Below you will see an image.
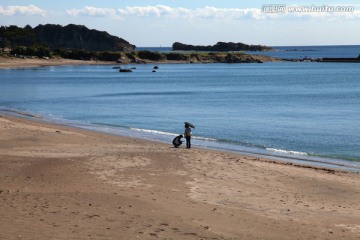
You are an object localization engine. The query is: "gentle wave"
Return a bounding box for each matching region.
[266,148,307,156]
[127,129,313,159]
[192,136,217,141]
[130,127,177,136]
[130,127,217,141]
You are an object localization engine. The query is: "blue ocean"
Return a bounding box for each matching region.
[138,45,360,59]
[1,45,360,172]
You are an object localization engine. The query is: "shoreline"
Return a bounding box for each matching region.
[3,108,359,173]
[2,109,348,174]
[1,112,359,239]
[1,55,359,71]
[0,53,280,69]
[44,114,360,174]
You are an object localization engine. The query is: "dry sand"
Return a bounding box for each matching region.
[0,114,359,240]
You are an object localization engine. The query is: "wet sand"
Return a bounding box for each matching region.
[0,114,359,239]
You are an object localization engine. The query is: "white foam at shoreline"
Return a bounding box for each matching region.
[266,147,307,156]
[130,127,176,136]
[130,127,217,141]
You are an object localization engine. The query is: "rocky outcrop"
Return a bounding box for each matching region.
[172,42,272,52]
[115,51,279,64]
[184,52,277,63]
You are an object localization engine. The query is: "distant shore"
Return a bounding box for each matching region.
[0,52,280,69]
[2,55,359,70]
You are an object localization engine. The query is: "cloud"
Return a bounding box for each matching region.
[67,6,116,18]
[192,6,265,20]
[118,5,190,18]
[66,5,360,21]
[67,5,267,20]
[0,4,46,16]
[116,5,264,20]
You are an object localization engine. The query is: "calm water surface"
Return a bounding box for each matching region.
[1,61,360,172]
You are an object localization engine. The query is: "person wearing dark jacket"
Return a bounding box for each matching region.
[184,123,192,149]
[172,134,183,148]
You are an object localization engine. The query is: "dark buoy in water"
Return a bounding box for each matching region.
[119,69,132,72]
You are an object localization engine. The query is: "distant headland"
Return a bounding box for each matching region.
[2,24,359,65]
[0,24,135,52]
[172,42,273,52]
[0,24,279,64]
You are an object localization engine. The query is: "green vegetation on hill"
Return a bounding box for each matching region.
[53,49,121,61]
[0,24,135,52]
[137,51,164,61]
[34,24,134,51]
[0,25,36,49]
[0,24,278,63]
[11,45,51,58]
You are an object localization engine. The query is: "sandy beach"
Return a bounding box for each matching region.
[0,56,187,69]
[0,113,359,240]
[0,56,115,69]
[0,53,279,69]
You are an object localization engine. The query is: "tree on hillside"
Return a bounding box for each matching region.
[0,25,36,50]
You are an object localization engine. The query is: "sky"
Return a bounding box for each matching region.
[1,0,359,47]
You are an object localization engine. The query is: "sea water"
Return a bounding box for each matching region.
[138,45,360,59]
[249,45,360,59]
[1,49,360,172]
